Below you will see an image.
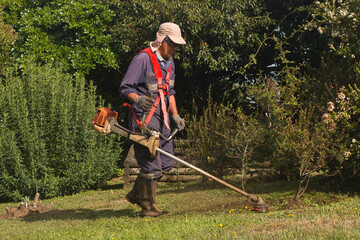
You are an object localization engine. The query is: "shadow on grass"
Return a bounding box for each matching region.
[22,208,138,222]
[100,183,124,190]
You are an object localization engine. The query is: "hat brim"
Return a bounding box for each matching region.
[150,41,161,52]
[168,36,186,45]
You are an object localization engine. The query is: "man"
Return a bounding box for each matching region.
[119,22,186,217]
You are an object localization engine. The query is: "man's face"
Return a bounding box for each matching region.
[159,37,179,59]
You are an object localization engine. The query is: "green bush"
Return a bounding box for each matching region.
[274,108,336,199]
[186,95,264,185]
[0,61,122,201]
[187,101,236,179]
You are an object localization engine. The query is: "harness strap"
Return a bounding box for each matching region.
[142,48,171,129]
[142,94,160,125]
[122,102,143,127]
[123,48,171,130]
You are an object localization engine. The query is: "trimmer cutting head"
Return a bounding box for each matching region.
[252,197,269,213]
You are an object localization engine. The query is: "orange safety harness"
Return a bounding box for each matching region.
[123,47,171,129]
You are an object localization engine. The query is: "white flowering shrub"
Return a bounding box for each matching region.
[322,84,360,178]
[307,0,360,74]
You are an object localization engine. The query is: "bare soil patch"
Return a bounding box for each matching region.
[0,193,53,219]
[281,199,309,210]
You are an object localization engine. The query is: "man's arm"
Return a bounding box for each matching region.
[169,95,178,116]
[127,92,140,104]
[119,53,148,101]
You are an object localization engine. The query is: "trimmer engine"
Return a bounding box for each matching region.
[92,107,118,134]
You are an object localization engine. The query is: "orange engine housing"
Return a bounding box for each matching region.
[92,107,118,127]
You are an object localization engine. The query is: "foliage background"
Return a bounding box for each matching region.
[0,6,17,75]
[0,0,359,200]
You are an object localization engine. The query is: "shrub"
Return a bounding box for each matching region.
[186,100,235,179]
[218,108,264,190]
[274,108,336,200]
[323,85,360,181]
[186,94,264,186]
[0,61,122,201]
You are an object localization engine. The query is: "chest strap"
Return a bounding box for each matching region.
[123,47,171,129]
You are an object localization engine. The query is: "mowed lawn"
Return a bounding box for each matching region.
[0,177,359,240]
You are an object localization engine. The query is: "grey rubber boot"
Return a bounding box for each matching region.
[148,179,170,215]
[125,176,145,210]
[137,179,162,217]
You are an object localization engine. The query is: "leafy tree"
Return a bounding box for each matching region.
[2,0,117,75]
[298,0,360,186]
[0,6,18,75]
[2,0,273,109]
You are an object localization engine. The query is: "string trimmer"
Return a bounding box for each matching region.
[92,107,269,212]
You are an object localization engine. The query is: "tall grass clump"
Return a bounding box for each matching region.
[0,61,122,201]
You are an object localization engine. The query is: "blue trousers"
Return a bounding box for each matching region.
[129,113,175,179]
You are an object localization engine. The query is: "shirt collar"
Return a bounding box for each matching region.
[155,51,170,69]
[155,50,165,62]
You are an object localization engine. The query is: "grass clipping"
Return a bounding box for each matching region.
[0,193,53,219]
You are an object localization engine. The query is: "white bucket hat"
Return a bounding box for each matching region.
[150,22,186,52]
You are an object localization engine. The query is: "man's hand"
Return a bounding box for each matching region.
[171,114,185,131]
[136,95,154,111]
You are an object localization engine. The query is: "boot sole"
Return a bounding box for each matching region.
[140,211,162,217]
[140,211,171,217]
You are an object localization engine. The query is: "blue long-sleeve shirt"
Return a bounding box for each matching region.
[119,50,176,132]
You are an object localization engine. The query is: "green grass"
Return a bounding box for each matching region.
[0,177,359,240]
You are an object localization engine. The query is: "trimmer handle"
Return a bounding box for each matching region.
[168,128,179,141]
